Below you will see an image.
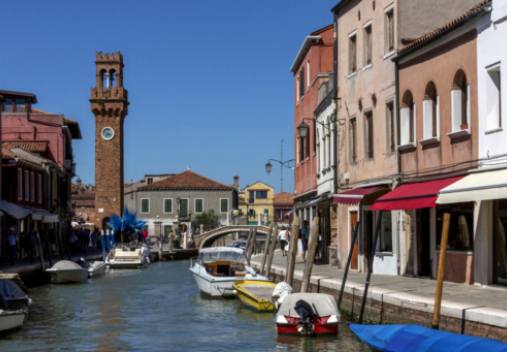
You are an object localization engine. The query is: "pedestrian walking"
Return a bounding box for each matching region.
[278,226,288,256]
[7,227,18,264]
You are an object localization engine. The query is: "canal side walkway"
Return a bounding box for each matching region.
[251,251,507,341]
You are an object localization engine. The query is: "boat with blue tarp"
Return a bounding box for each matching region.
[349,323,507,352]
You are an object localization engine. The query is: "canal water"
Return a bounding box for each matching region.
[0,261,371,352]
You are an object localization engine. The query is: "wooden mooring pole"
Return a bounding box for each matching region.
[264,223,278,277]
[359,211,383,323]
[245,228,254,263]
[286,215,300,286]
[432,212,451,329]
[337,221,360,309]
[301,216,320,293]
[260,225,272,274]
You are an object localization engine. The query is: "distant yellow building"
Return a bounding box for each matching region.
[238,181,274,225]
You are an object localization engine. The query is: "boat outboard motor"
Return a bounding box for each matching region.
[294,299,317,335]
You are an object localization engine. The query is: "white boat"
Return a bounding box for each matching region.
[189,247,268,297]
[106,243,150,269]
[46,260,88,284]
[87,261,107,278]
[0,279,31,333]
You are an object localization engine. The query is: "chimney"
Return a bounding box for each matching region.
[233,175,240,190]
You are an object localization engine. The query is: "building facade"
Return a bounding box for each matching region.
[273,192,293,224]
[125,170,236,236]
[331,0,485,276]
[238,181,275,225]
[292,25,335,229]
[1,90,81,260]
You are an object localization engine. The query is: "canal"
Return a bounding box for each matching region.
[0,261,370,351]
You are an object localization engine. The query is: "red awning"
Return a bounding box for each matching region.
[370,176,463,211]
[333,186,386,205]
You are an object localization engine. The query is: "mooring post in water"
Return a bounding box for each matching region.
[245,228,254,263]
[265,223,279,277]
[286,215,300,286]
[301,216,320,293]
[260,225,272,274]
[432,212,451,330]
[359,211,382,323]
[337,220,360,309]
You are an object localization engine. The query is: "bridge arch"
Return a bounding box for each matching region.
[194,225,271,249]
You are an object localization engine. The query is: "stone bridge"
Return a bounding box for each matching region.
[193,225,271,249]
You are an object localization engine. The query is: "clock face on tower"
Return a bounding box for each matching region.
[101,126,115,141]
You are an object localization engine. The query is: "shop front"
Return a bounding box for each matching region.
[371,176,467,281]
[437,167,507,286]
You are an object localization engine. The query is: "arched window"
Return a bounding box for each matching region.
[423,82,439,139]
[100,69,108,89]
[451,70,469,131]
[318,82,328,103]
[400,90,415,145]
[109,69,116,88]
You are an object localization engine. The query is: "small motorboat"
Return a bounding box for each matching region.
[86,261,107,278]
[106,243,150,269]
[233,280,277,312]
[349,323,507,352]
[189,247,268,297]
[275,293,340,336]
[46,260,88,284]
[0,278,31,333]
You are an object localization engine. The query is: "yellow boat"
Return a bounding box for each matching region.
[233,280,277,312]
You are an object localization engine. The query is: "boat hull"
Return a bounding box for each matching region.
[349,324,507,352]
[0,310,27,333]
[190,268,237,297]
[276,321,338,336]
[47,269,88,284]
[233,280,276,312]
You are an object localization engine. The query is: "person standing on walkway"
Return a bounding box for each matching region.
[278,226,288,256]
[300,221,309,261]
[7,227,18,264]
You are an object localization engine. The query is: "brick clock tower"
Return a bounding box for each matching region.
[90,52,129,229]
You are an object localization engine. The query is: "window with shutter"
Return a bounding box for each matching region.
[486,65,501,131]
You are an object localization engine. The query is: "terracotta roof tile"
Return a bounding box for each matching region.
[397,0,491,57]
[274,192,294,206]
[139,170,233,191]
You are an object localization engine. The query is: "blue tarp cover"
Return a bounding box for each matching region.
[349,324,507,352]
[0,279,28,310]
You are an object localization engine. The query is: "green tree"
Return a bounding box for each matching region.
[192,210,220,232]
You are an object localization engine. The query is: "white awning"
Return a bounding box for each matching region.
[0,200,31,220]
[437,168,507,204]
[32,209,59,223]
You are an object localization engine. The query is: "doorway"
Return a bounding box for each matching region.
[416,208,431,277]
[494,200,507,285]
[350,211,359,270]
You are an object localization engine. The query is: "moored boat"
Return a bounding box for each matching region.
[233,280,276,312]
[275,293,340,336]
[0,279,31,333]
[106,243,150,269]
[45,260,88,284]
[87,261,107,278]
[349,323,507,352]
[189,247,268,297]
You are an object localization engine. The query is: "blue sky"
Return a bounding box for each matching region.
[0,0,336,192]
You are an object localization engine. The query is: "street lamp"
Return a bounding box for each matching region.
[265,161,273,174]
[265,139,295,192]
[298,121,310,138]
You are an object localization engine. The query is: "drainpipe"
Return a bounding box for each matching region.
[394,55,401,276]
[332,13,339,195]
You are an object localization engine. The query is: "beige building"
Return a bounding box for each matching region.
[331,0,484,275]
